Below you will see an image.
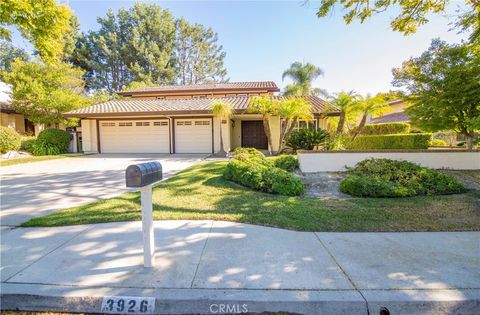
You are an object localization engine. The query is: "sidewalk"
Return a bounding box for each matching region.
[1,221,479,314]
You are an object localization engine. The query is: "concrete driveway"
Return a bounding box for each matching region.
[0,154,206,226]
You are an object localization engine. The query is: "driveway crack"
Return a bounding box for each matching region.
[190,220,213,288]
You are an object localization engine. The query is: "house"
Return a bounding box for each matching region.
[369,100,410,124]
[65,81,339,154]
[0,81,36,135]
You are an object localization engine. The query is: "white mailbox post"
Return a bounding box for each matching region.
[126,162,162,268]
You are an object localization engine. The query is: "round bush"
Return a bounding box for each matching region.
[272,155,298,172]
[0,126,21,153]
[20,136,37,153]
[287,128,329,151]
[33,128,70,156]
[339,158,465,198]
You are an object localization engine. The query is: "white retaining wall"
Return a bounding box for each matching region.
[298,150,480,172]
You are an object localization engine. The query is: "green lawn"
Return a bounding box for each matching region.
[0,155,70,167]
[23,161,480,232]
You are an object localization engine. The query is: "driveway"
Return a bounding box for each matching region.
[0,154,206,226]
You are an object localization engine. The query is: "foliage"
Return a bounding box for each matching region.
[324,133,351,150]
[287,128,329,150]
[224,148,304,196]
[2,60,91,125]
[350,94,392,139]
[271,155,299,172]
[212,101,233,156]
[282,62,324,96]
[174,18,227,84]
[393,39,480,149]
[32,129,70,156]
[339,159,465,197]
[359,123,411,135]
[20,136,36,153]
[0,40,30,74]
[328,90,359,133]
[431,139,448,146]
[349,133,432,150]
[433,131,457,146]
[0,0,73,62]
[0,126,21,153]
[316,0,476,36]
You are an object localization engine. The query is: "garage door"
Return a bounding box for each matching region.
[175,119,212,153]
[99,120,170,153]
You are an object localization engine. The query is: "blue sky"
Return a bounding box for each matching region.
[12,0,468,95]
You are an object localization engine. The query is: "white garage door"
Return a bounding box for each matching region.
[175,119,212,153]
[99,120,170,153]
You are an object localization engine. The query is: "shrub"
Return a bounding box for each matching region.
[224,147,304,196]
[0,126,21,153]
[32,128,70,156]
[339,158,465,198]
[287,128,329,151]
[20,136,37,153]
[271,155,298,172]
[358,123,411,135]
[431,139,447,146]
[349,133,432,150]
[324,133,351,151]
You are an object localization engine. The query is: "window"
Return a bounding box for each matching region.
[226,93,237,97]
[156,96,165,100]
[101,122,115,127]
[281,119,317,131]
[118,122,133,127]
[135,122,150,126]
[184,121,192,125]
[192,95,207,99]
[154,121,168,126]
[195,120,210,126]
[237,93,247,97]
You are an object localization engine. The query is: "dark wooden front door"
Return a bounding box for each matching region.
[241,120,268,150]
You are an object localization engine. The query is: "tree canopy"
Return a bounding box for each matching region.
[393,39,480,149]
[0,0,73,62]
[0,39,30,74]
[282,62,325,96]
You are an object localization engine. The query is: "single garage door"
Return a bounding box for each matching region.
[99,120,170,153]
[175,119,212,153]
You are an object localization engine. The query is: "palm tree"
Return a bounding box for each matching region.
[211,101,233,157]
[282,62,325,96]
[351,95,391,140]
[329,91,359,134]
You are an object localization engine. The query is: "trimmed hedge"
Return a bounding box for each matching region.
[32,128,70,156]
[359,123,411,135]
[339,158,465,198]
[349,133,432,150]
[224,148,304,196]
[271,155,299,172]
[0,126,21,153]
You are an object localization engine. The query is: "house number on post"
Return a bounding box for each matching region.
[125,161,163,267]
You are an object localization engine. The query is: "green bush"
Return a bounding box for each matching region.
[324,133,351,151]
[431,139,447,146]
[271,155,298,172]
[359,123,411,135]
[0,126,21,153]
[339,158,465,198]
[33,128,70,156]
[349,133,432,150]
[20,136,37,153]
[224,147,304,196]
[287,128,329,151]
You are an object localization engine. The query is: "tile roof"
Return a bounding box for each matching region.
[370,112,410,124]
[65,96,339,117]
[120,81,279,94]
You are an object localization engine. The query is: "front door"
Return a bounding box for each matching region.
[241,120,268,150]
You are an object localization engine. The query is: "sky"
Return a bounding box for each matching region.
[11,0,469,95]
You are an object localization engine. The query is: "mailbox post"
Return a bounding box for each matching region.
[126,162,162,267]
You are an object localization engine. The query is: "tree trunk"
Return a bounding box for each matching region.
[351,114,367,141]
[466,132,474,150]
[215,118,227,157]
[279,118,298,153]
[262,115,274,155]
[336,111,346,134]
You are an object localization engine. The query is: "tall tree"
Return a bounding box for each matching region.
[0,0,73,62]
[328,91,359,134]
[282,62,324,96]
[351,94,391,140]
[0,40,30,74]
[316,0,479,38]
[393,39,480,149]
[2,60,91,125]
[174,18,227,85]
[211,101,233,156]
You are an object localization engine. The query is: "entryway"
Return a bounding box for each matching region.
[241,120,268,150]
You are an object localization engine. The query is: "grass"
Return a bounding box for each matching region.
[0,155,71,167]
[22,161,480,232]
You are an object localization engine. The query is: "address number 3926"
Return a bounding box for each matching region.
[101,296,156,314]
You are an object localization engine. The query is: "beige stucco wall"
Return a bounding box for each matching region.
[298,151,480,172]
[0,112,25,134]
[81,119,98,153]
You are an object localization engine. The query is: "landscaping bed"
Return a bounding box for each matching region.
[23,161,480,232]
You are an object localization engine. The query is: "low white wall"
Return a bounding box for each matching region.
[298,151,480,172]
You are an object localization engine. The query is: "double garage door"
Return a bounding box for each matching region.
[99,119,212,154]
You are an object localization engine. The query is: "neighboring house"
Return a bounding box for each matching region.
[65,81,339,154]
[0,81,36,135]
[369,100,410,124]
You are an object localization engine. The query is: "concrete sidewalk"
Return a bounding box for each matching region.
[1,221,479,314]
